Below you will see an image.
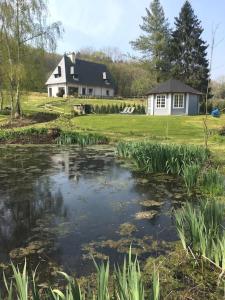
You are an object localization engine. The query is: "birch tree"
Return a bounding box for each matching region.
[0,0,62,118]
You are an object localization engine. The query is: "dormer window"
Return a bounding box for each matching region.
[54,66,61,78]
[73,73,79,80]
[103,72,107,80]
[70,66,75,75]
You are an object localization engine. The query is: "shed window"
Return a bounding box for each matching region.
[156,95,166,108]
[173,94,184,108]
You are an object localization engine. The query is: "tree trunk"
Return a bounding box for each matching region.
[0,89,3,111]
[15,82,21,118]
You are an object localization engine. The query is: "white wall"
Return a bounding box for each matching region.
[46,57,67,85]
[48,84,67,97]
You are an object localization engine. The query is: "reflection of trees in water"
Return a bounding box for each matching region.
[0,148,68,257]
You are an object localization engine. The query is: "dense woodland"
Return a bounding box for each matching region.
[0,0,223,117]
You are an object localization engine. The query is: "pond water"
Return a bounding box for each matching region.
[0,146,185,277]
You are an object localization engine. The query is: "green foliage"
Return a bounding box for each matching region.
[200,168,224,196]
[57,131,109,146]
[116,141,208,175]
[175,199,225,269]
[92,103,146,114]
[0,127,49,142]
[182,163,201,195]
[131,0,170,82]
[131,0,171,82]
[171,1,209,95]
[0,251,160,300]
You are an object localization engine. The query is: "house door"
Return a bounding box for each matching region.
[49,88,52,97]
[82,88,86,95]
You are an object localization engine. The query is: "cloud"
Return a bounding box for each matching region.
[49,0,123,38]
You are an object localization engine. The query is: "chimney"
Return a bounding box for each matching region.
[68,52,76,64]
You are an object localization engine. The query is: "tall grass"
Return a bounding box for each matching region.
[182,164,201,195]
[116,141,208,175]
[57,132,109,146]
[175,199,225,270]
[200,168,225,196]
[0,251,160,300]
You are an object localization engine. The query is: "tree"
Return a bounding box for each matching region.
[171,1,209,95]
[0,0,62,118]
[130,0,171,82]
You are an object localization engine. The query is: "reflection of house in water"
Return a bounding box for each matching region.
[52,152,80,183]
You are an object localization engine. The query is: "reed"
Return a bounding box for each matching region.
[175,199,225,269]
[182,163,201,195]
[116,141,208,175]
[57,131,109,146]
[200,168,225,196]
[0,251,160,300]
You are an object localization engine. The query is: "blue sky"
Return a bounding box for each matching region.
[49,0,225,79]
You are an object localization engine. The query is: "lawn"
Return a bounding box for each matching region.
[65,114,224,143]
[1,94,225,163]
[21,93,145,114]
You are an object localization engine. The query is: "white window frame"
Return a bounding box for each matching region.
[156,94,166,109]
[173,94,184,109]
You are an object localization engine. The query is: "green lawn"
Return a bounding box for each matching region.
[66,114,224,143]
[21,93,145,114]
[1,93,225,163]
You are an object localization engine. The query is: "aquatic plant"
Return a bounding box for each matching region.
[200,168,225,196]
[0,251,160,300]
[57,131,109,146]
[175,199,225,270]
[182,163,201,195]
[116,141,208,175]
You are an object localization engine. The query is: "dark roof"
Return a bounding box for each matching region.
[147,79,202,95]
[64,55,115,88]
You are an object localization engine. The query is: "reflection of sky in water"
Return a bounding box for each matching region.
[0,146,182,276]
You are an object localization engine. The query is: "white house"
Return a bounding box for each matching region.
[146,79,202,116]
[46,52,115,98]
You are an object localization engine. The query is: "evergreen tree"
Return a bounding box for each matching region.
[130,0,171,82]
[171,1,209,95]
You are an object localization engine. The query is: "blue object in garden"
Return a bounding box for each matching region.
[211,108,220,117]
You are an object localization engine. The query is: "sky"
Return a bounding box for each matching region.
[48,0,225,79]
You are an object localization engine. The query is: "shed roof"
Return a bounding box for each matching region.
[147,79,202,95]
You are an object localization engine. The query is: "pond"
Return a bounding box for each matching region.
[0,145,186,277]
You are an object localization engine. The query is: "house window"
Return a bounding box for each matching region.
[156,95,166,108]
[89,88,93,95]
[173,94,184,108]
[54,66,61,78]
[73,73,79,80]
[70,66,75,75]
[106,90,110,96]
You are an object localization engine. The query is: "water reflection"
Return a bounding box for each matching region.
[0,145,184,276]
